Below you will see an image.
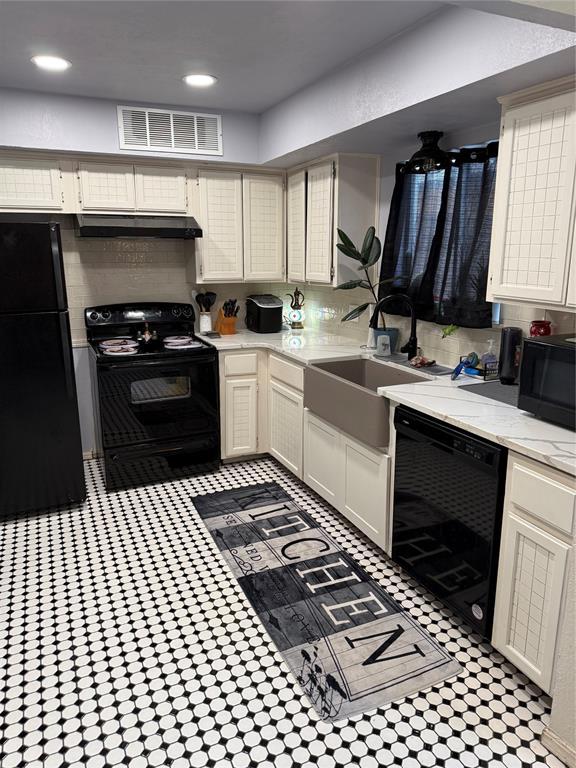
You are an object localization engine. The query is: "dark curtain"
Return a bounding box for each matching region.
[379,141,498,328]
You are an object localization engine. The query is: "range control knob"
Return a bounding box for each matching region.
[172,307,181,317]
[101,309,112,321]
[183,307,193,317]
[89,311,99,322]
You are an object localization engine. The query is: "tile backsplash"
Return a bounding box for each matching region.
[255,281,576,367]
[59,217,252,345]
[58,213,575,360]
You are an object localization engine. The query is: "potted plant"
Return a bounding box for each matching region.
[335,226,399,352]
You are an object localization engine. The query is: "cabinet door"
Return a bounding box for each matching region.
[269,381,303,478]
[224,378,258,457]
[134,166,187,212]
[489,92,576,304]
[0,158,63,209]
[198,170,244,281]
[492,511,570,693]
[303,410,343,506]
[341,434,390,550]
[78,162,136,210]
[287,170,306,282]
[306,161,334,283]
[243,174,285,281]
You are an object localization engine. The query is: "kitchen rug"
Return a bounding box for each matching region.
[192,482,461,722]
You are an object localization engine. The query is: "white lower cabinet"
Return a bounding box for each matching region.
[224,378,258,457]
[303,412,342,505]
[341,434,389,547]
[492,453,575,694]
[304,410,390,550]
[219,351,263,460]
[269,380,304,478]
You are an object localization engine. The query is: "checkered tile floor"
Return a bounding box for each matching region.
[0,458,566,768]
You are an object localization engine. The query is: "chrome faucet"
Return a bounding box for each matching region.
[369,293,418,360]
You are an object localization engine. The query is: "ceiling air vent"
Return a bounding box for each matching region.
[117,106,223,155]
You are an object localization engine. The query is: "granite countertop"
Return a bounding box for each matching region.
[378,376,576,477]
[198,329,367,364]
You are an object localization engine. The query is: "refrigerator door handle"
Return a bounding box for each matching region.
[58,312,78,400]
[50,224,68,311]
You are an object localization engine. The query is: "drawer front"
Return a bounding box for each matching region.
[224,352,258,377]
[269,354,304,392]
[510,459,576,536]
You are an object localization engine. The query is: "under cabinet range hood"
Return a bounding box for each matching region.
[75,214,202,239]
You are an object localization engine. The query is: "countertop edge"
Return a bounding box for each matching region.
[381,384,576,478]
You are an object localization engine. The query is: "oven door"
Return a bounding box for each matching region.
[97,353,219,448]
[518,340,575,430]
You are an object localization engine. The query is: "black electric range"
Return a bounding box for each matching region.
[85,302,220,490]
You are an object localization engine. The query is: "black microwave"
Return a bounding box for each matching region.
[518,334,575,431]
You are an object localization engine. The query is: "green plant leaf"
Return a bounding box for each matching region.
[441,324,459,339]
[336,242,362,261]
[341,302,370,322]
[337,229,356,252]
[334,279,365,290]
[360,226,375,261]
[359,236,382,269]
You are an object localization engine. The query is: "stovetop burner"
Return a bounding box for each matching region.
[84,302,214,363]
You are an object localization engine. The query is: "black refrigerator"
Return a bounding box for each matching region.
[0,220,86,514]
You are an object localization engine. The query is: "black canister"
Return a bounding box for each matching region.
[499,327,523,385]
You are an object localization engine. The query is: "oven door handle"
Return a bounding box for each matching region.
[101,354,215,370]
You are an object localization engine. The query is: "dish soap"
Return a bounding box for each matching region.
[481,339,498,368]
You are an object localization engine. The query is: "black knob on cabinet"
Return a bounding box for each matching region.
[183,307,192,317]
[172,307,181,317]
[101,309,112,321]
[89,311,99,322]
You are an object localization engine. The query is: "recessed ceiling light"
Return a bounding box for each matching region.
[183,73,217,88]
[31,55,71,72]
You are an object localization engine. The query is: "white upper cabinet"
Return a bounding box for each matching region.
[286,154,379,286]
[197,170,244,281]
[0,157,63,209]
[287,170,306,282]
[134,166,187,212]
[488,79,576,307]
[78,162,136,210]
[243,174,284,281]
[306,161,334,283]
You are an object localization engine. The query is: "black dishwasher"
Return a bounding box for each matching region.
[392,406,507,637]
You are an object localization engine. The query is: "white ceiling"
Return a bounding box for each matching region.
[0,1,444,113]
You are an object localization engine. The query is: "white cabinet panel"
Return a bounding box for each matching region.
[489,91,576,304]
[341,434,389,550]
[78,162,136,210]
[306,161,334,283]
[303,410,390,550]
[243,174,284,281]
[0,158,63,209]
[224,378,258,457]
[134,166,187,212]
[287,170,306,282]
[567,217,576,307]
[198,170,244,281]
[304,410,343,506]
[492,511,570,693]
[269,381,303,478]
